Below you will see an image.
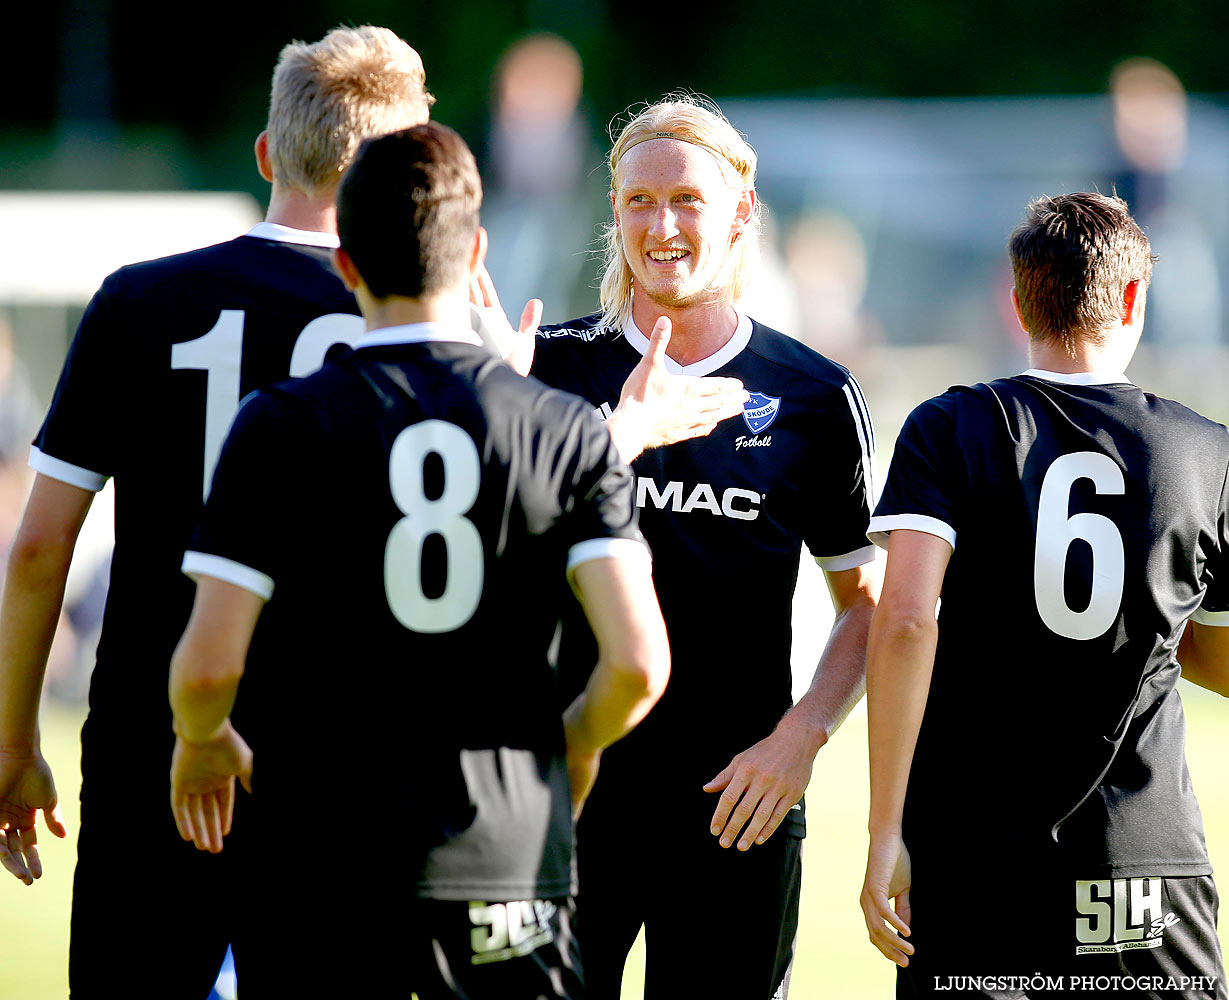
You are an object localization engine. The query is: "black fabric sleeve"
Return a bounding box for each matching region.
[868,394,959,549]
[802,374,878,568]
[552,396,644,565]
[1194,459,1229,621]
[528,333,565,391]
[32,272,129,488]
[183,389,314,596]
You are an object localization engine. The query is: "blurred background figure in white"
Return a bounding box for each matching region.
[481,34,605,320]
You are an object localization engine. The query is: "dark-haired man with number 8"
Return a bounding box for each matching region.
[168,122,669,998]
[861,192,1229,998]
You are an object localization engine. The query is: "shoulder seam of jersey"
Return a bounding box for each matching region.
[742,329,853,391]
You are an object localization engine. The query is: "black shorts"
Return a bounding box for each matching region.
[573,800,803,1000]
[411,898,584,999]
[70,715,241,999]
[897,874,1226,999]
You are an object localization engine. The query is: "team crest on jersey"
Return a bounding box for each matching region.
[743,393,781,434]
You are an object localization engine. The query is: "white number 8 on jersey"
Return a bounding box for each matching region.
[385,420,484,633]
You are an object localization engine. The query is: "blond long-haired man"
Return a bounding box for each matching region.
[0,25,431,997]
[521,94,881,999]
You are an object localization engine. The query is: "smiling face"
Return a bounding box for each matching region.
[612,138,753,313]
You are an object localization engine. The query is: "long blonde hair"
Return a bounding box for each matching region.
[598,94,760,332]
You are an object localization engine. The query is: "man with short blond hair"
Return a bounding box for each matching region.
[527,94,880,998]
[265,25,433,195]
[0,24,432,998]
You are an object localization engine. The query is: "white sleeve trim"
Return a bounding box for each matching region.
[1190,606,1229,627]
[814,544,878,572]
[28,446,108,492]
[867,513,956,551]
[182,551,274,600]
[566,537,651,576]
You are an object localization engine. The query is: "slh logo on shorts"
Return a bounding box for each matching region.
[468,900,556,966]
[1074,878,1181,956]
[742,392,781,434]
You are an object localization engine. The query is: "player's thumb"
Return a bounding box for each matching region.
[646,317,672,365]
[518,298,544,336]
[45,801,68,839]
[239,763,254,796]
[702,765,733,792]
[237,743,255,795]
[896,889,912,932]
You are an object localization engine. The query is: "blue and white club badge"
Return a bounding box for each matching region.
[742,392,781,434]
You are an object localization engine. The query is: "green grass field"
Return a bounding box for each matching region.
[5,685,1229,999]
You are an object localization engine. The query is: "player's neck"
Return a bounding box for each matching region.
[630,290,739,367]
[264,184,338,236]
[360,292,470,335]
[1028,328,1140,376]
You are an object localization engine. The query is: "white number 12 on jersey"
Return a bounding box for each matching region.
[1033,451,1125,640]
[171,310,366,499]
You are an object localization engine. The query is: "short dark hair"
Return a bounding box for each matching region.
[1009,192,1154,351]
[337,123,481,299]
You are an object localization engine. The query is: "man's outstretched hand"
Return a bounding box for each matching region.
[0,752,67,884]
[607,318,750,462]
[469,264,542,376]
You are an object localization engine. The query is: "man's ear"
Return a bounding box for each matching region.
[333,248,362,292]
[610,189,619,230]
[1010,287,1030,334]
[733,186,756,240]
[1122,279,1144,325]
[254,131,274,184]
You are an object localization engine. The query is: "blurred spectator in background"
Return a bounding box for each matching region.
[782,210,883,366]
[738,211,802,339]
[1111,57,1221,345]
[481,34,605,320]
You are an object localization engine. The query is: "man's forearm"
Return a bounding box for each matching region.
[784,596,874,752]
[866,611,938,835]
[169,577,265,743]
[169,659,241,744]
[0,540,76,752]
[864,529,950,835]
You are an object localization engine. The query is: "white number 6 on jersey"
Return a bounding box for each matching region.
[1033,451,1125,640]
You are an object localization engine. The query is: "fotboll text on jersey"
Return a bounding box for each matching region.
[635,477,761,521]
[1074,878,1179,954]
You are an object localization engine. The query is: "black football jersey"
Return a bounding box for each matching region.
[32,224,365,738]
[185,323,645,901]
[870,370,1229,878]
[531,312,875,828]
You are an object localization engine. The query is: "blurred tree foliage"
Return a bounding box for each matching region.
[11,0,1229,197]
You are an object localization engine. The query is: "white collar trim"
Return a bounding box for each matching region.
[622,310,753,376]
[355,322,482,349]
[245,221,340,249]
[1019,368,1132,386]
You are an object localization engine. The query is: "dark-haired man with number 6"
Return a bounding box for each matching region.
[0,26,442,997]
[168,122,669,998]
[862,192,1229,998]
